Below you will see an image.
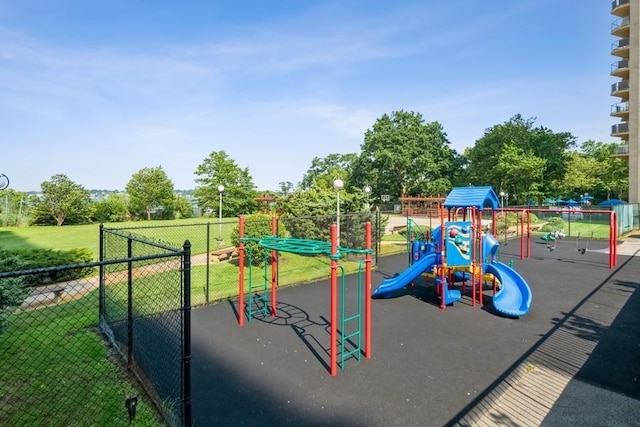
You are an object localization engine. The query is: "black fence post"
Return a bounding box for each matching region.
[127,237,133,367]
[99,224,105,323]
[182,240,192,427]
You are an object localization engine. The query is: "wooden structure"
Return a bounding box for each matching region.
[399,197,444,216]
[255,194,275,213]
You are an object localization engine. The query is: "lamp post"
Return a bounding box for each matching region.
[217,184,225,241]
[499,190,505,208]
[363,185,372,210]
[333,178,344,247]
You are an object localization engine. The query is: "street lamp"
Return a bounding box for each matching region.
[363,185,372,210]
[499,190,505,208]
[217,184,225,242]
[333,178,344,246]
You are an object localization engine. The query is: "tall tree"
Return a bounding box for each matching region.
[126,166,175,220]
[194,151,257,217]
[464,115,575,197]
[278,181,295,196]
[31,174,92,226]
[300,153,357,190]
[577,140,628,200]
[350,110,457,199]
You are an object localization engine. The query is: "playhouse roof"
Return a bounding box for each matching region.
[442,186,500,210]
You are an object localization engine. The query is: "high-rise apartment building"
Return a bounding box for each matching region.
[611,0,638,202]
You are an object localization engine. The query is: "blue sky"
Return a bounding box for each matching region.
[1,1,617,192]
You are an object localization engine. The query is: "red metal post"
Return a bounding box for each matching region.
[440,212,447,309]
[330,223,338,376]
[271,216,277,316]
[477,208,483,306]
[612,212,614,268]
[528,211,532,258]
[610,211,618,268]
[520,209,525,260]
[238,216,245,326]
[492,209,497,235]
[364,221,372,358]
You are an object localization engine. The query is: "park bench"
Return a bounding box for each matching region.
[210,246,238,262]
[30,284,67,304]
[390,225,406,234]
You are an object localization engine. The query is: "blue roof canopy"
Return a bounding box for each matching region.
[443,186,500,210]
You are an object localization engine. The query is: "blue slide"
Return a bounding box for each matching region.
[484,261,532,317]
[372,253,439,298]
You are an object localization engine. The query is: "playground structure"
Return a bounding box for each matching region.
[236,216,373,376]
[373,187,533,318]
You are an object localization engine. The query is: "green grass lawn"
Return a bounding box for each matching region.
[0,217,234,259]
[0,290,163,426]
[529,220,613,239]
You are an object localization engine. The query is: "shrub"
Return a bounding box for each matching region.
[541,217,565,232]
[0,248,95,284]
[231,214,289,266]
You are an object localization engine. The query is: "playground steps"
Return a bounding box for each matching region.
[247,265,270,322]
[339,264,364,368]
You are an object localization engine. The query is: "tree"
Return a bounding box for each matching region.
[0,189,31,226]
[553,152,599,198]
[300,153,357,190]
[91,193,129,223]
[194,151,257,217]
[171,194,194,219]
[581,140,628,200]
[275,186,378,248]
[278,181,295,196]
[494,143,546,204]
[350,110,458,199]
[31,174,92,226]
[126,166,175,220]
[464,115,576,198]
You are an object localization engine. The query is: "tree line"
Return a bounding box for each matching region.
[0,111,627,226]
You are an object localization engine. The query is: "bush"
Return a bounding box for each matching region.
[541,217,565,232]
[0,248,95,285]
[0,277,28,332]
[231,214,289,266]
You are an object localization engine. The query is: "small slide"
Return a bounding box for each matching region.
[372,253,439,298]
[484,262,532,317]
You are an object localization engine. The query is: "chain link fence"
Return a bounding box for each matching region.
[100,227,191,426]
[0,228,191,426]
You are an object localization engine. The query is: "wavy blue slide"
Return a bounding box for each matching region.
[484,261,532,317]
[372,253,439,298]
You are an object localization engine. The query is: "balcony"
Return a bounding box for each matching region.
[611,59,629,78]
[611,38,630,57]
[611,122,629,137]
[611,80,630,98]
[611,16,630,37]
[613,144,629,157]
[612,0,630,17]
[611,102,629,118]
